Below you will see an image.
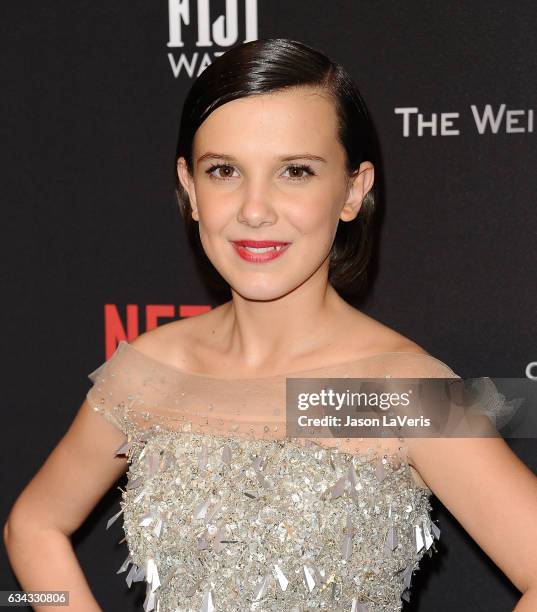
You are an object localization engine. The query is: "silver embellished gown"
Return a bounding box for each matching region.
[87,341,459,612]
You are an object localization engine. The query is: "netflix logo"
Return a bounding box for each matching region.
[102,303,211,358]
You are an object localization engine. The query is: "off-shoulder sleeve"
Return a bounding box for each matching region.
[86,341,164,437]
[380,352,461,380]
[319,351,464,478]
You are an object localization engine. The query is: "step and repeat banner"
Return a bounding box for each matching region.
[3,2,536,611]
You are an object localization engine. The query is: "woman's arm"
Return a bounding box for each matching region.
[406,434,537,609]
[3,399,129,611]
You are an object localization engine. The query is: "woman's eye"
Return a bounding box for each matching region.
[282,164,315,181]
[206,164,238,180]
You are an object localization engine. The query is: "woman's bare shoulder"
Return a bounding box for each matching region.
[336,309,459,375]
[339,307,430,359]
[127,307,225,371]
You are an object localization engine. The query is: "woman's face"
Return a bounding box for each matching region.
[177,86,374,301]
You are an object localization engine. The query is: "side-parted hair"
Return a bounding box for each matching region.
[175,37,383,299]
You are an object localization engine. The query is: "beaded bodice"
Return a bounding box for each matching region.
[87,341,459,612]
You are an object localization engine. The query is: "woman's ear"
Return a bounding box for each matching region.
[176,157,199,221]
[340,161,375,222]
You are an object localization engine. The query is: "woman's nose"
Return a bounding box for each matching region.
[236,180,278,227]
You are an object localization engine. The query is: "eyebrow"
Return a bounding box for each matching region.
[196,152,327,164]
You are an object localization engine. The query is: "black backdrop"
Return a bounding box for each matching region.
[2,2,536,610]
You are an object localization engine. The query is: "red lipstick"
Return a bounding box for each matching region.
[231,240,291,263]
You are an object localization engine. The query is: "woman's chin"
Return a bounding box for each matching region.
[230,281,297,302]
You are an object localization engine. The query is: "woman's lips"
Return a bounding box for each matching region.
[231,240,291,263]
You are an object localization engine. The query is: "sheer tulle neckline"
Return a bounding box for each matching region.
[119,340,435,382]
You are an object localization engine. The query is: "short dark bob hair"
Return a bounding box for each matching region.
[175,37,383,299]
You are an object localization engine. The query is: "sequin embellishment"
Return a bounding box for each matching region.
[97,415,439,612]
[87,342,454,612]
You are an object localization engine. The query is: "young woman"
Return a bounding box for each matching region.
[4,38,537,612]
